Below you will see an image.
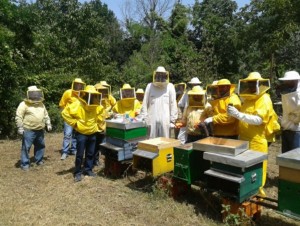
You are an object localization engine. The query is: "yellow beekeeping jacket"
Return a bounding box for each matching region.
[62,99,106,135]
[59,89,78,109]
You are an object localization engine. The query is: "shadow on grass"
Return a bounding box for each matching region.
[14,156,50,168]
[56,167,74,175]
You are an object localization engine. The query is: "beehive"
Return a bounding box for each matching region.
[277,148,300,216]
[204,150,267,203]
[173,143,209,184]
[133,137,181,177]
[105,120,147,140]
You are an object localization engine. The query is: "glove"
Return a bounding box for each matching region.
[204,117,213,124]
[288,112,300,124]
[169,123,175,128]
[227,105,241,118]
[47,124,52,132]
[18,127,24,135]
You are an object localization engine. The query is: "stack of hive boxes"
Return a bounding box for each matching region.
[193,137,267,203]
[101,120,147,162]
[277,148,300,218]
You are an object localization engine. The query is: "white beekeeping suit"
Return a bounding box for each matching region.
[140,66,178,138]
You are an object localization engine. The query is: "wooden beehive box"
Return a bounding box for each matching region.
[277,148,300,216]
[277,148,300,183]
[204,150,267,203]
[173,143,210,184]
[193,137,249,156]
[105,120,147,140]
[133,137,181,177]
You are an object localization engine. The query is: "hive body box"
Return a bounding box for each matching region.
[133,137,181,177]
[277,148,300,217]
[204,150,267,203]
[101,120,147,161]
[173,143,210,184]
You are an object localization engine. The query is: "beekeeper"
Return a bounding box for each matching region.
[135,88,145,104]
[202,79,241,139]
[176,77,202,144]
[95,81,116,113]
[16,86,52,170]
[278,70,300,153]
[139,66,178,138]
[62,85,106,182]
[227,72,280,196]
[59,78,86,160]
[112,84,141,118]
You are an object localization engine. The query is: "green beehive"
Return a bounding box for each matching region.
[278,179,300,217]
[173,143,210,184]
[204,150,267,203]
[105,120,147,140]
[277,148,300,217]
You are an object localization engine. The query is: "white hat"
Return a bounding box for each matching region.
[279,71,300,81]
[28,86,40,91]
[188,77,202,84]
[156,66,166,73]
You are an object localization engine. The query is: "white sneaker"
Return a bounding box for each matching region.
[60,153,68,160]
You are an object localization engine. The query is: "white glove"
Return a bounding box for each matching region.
[227,105,262,125]
[227,105,241,118]
[204,117,213,124]
[47,124,52,131]
[169,123,175,128]
[17,127,24,135]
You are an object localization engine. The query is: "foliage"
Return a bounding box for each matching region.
[1,0,300,137]
[221,204,252,226]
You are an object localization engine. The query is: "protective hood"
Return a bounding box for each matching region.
[78,85,102,107]
[187,85,206,107]
[188,77,202,85]
[95,83,109,99]
[153,66,169,88]
[72,78,86,98]
[175,83,186,102]
[278,71,300,95]
[25,86,44,104]
[206,79,235,101]
[100,81,112,94]
[238,72,270,99]
[136,88,144,102]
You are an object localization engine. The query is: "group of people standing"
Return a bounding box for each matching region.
[15,67,300,189]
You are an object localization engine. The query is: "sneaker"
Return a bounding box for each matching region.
[74,174,82,182]
[21,165,29,171]
[84,171,96,177]
[60,153,68,160]
[36,161,44,166]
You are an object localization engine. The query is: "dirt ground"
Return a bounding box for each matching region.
[0,133,299,226]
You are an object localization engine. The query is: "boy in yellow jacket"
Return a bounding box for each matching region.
[62,85,106,182]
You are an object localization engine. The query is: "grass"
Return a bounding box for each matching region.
[0,133,299,225]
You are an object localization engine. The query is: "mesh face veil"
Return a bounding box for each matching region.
[96,87,109,99]
[136,93,144,102]
[188,94,206,107]
[206,84,231,100]
[120,88,136,99]
[175,83,186,101]
[27,90,44,102]
[238,79,270,96]
[79,91,102,106]
[72,81,86,92]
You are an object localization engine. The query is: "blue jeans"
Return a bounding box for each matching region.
[62,122,76,154]
[74,132,96,175]
[20,129,45,168]
[281,130,300,153]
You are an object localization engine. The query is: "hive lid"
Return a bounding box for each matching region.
[193,137,249,156]
[277,148,300,170]
[137,137,181,152]
[133,149,158,159]
[106,120,146,130]
[203,150,267,168]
